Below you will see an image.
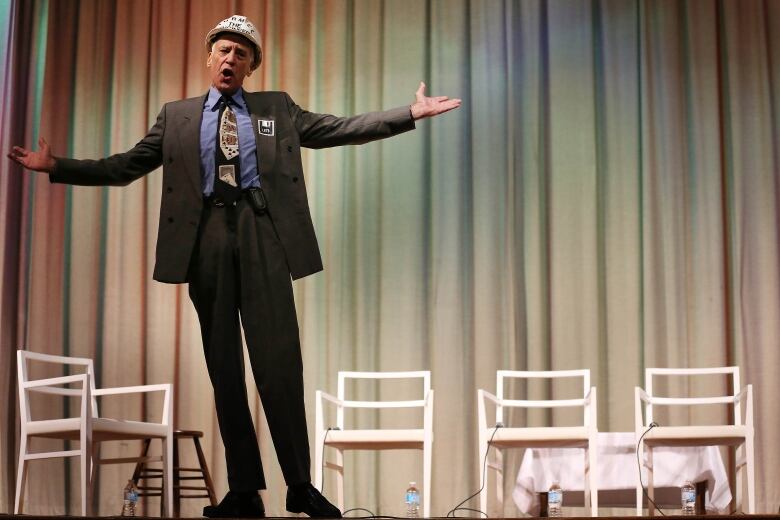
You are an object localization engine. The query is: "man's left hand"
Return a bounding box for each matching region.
[410,82,462,120]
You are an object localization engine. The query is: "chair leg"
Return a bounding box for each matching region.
[635,439,644,516]
[583,447,591,516]
[495,448,504,516]
[128,438,153,515]
[746,436,755,513]
[91,442,100,485]
[646,447,654,517]
[132,438,152,482]
[173,435,181,518]
[163,434,174,517]
[314,432,324,491]
[82,440,93,516]
[193,436,217,506]
[335,448,345,512]
[735,444,744,513]
[423,439,432,517]
[14,436,28,514]
[91,441,101,515]
[478,439,489,516]
[588,436,598,516]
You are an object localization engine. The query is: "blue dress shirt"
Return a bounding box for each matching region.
[200,87,260,195]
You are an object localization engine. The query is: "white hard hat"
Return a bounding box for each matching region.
[205,15,262,70]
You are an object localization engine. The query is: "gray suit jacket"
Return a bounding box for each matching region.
[52,91,416,283]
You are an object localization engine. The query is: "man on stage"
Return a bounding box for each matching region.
[8,14,460,518]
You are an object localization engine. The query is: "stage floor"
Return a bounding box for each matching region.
[0,513,780,520]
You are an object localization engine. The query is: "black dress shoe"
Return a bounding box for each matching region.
[286,483,342,518]
[203,490,265,518]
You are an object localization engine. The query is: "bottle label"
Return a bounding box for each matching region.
[548,490,562,504]
[682,490,696,503]
[406,491,420,505]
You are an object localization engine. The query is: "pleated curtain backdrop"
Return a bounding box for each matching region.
[1,0,779,516]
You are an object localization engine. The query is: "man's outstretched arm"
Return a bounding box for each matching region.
[290,82,463,149]
[7,106,166,186]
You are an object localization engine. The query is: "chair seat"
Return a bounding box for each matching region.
[27,417,170,440]
[487,426,591,448]
[324,429,427,450]
[643,425,751,447]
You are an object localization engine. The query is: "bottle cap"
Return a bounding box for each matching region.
[409,481,416,486]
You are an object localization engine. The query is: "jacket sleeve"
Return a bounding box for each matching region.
[50,104,166,186]
[284,93,416,149]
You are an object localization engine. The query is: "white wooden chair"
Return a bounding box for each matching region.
[314,371,434,517]
[634,367,755,515]
[478,369,599,516]
[15,349,174,516]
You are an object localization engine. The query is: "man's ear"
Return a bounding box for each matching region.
[206,52,212,67]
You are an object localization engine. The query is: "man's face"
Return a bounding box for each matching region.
[207,33,255,94]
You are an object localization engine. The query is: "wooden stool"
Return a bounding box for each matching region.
[130,430,217,517]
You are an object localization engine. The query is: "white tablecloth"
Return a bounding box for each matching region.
[512,432,732,514]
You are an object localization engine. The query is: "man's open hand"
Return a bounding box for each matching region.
[410,82,462,120]
[7,137,56,173]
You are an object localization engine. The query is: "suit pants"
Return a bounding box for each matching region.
[187,196,310,491]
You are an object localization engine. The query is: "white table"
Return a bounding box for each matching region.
[512,431,732,515]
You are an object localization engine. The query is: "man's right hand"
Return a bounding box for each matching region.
[7,137,56,173]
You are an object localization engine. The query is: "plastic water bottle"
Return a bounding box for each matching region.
[548,481,563,517]
[405,481,420,518]
[681,480,696,515]
[121,479,139,516]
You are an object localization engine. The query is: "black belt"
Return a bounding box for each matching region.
[205,187,267,214]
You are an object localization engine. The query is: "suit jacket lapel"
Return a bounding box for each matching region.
[175,95,206,196]
[243,92,277,192]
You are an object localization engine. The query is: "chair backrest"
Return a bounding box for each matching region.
[643,366,742,425]
[335,371,431,430]
[495,369,593,427]
[17,350,99,423]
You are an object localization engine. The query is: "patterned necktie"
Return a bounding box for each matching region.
[214,95,241,204]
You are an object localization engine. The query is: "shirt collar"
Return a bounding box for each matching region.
[206,86,247,111]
